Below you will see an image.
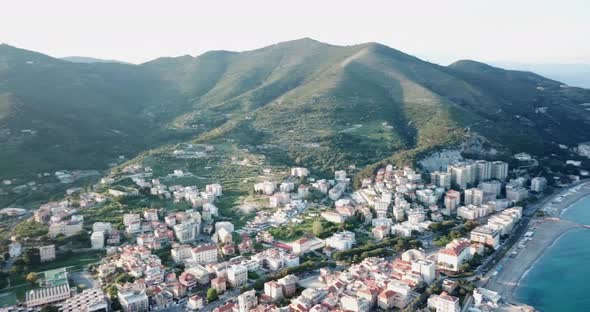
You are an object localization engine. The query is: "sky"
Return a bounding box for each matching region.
[1,0,589,64]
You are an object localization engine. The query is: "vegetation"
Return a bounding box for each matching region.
[206,288,218,302]
[3,39,590,207]
[332,236,422,263]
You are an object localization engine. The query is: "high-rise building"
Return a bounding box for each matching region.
[430,171,451,189]
[475,160,492,183]
[464,188,484,206]
[444,190,461,214]
[491,161,509,181]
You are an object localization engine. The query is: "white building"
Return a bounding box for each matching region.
[118,287,149,312]
[227,265,248,287]
[90,231,105,249]
[470,225,500,249]
[437,239,473,272]
[478,180,502,197]
[39,245,56,262]
[59,287,108,312]
[531,177,547,193]
[475,160,492,183]
[237,289,257,312]
[26,283,71,308]
[491,161,509,181]
[174,222,198,243]
[191,244,218,264]
[374,201,389,219]
[291,167,309,178]
[325,231,356,251]
[444,190,461,214]
[427,292,460,312]
[464,188,484,206]
[92,222,112,234]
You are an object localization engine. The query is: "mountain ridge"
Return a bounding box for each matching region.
[0,38,589,187]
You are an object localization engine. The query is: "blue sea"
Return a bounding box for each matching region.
[515,196,590,311]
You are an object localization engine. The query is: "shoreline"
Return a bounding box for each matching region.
[483,181,590,307]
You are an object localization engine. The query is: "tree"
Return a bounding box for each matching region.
[206,288,218,303]
[26,272,38,285]
[40,306,59,312]
[312,220,324,237]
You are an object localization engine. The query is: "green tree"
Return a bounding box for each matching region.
[312,220,324,237]
[26,272,38,285]
[206,288,219,303]
[40,306,59,312]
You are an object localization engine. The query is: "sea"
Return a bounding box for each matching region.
[515,195,590,311]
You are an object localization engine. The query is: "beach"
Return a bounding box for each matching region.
[482,181,590,305]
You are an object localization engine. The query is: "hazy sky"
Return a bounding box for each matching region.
[1,0,589,64]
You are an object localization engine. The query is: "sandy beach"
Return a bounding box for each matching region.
[482,181,590,304]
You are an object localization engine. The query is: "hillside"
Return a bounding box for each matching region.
[0,44,190,179]
[1,39,590,205]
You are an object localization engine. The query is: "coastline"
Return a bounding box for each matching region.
[482,181,590,307]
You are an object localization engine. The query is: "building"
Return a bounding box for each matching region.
[412,259,436,284]
[187,295,204,311]
[374,201,389,219]
[118,287,149,312]
[464,188,484,206]
[475,160,492,183]
[491,161,509,181]
[470,226,500,249]
[39,245,56,262]
[531,177,547,193]
[264,281,284,301]
[237,289,258,312]
[457,204,494,220]
[506,186,529,203]
[478,180,502,197]
[325,231,356,251]
[174,222,199,243]
[277,275,298,297]
[430,171,451,189]
[427,292,460,312]
[206,183,223,197]
[8,242,22,258]
[444,190,461,214]
[291,237,325,255]
[227,265,248,287]
[59,287,108,312]
[447,162,476,189]
[254,181,276,195]
[437,239,473,272]
[211,277,227,294]
[26,283,71,308]
[321,211,346,224]
[92,222,112,234]
[191,244,218,264]
[90,231,105,249]
[48,221,83,238]
[291,167,309,177]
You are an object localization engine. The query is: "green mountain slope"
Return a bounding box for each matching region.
[0,44,189,178]
[2,39,590,187]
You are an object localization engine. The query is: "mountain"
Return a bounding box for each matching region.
[1,39,590,187]
[491,62,590,89]
[61,56,130,64]
[0,44,190,179]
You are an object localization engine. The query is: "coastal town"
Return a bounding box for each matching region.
[1,145,590,312]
